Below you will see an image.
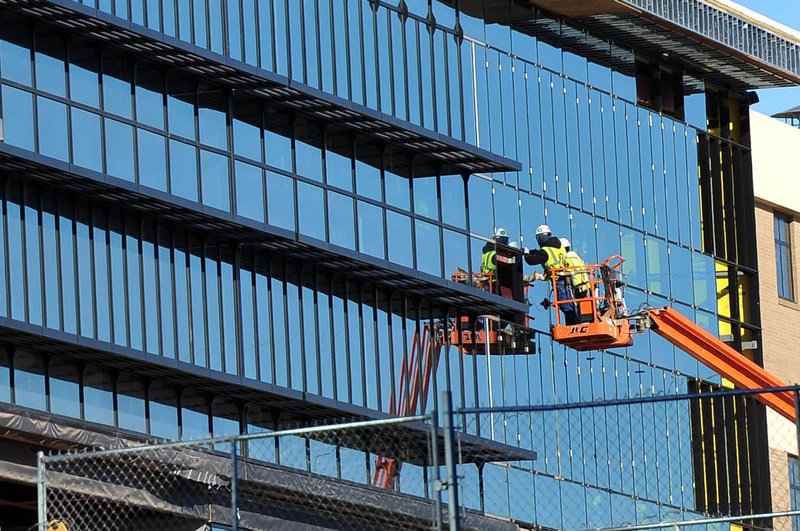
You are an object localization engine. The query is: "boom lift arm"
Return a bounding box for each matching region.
[641,306,795,421]
[548,256,795,422]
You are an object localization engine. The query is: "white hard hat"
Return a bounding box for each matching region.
[535,224,551,236]
[510,241,520,249]
[559,237,571,249]
[494,227,508,238]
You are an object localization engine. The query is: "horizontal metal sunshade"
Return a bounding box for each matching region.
[0,0,522,177]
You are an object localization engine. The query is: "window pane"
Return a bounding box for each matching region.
[149,383,179,440]
[0,27,32,85]
[117,374,146,433]
[84,366,115,425]
[357,201,384,259]
[386,210,412,268]
[34,33,66,97]
[266,171,295,231]
[167,77,196,140]
[105,119,135,181]
[103,56,133,119]
[14,350,46,410]
[49,358,80,418]
[327,191,354,249]
[1,85,34,150]
[137,129,168,191]
[69,42,100,108]
[36,97,68,162]
[298,182,324,240]
[199,91,227,150]
[233,105,262,161]
[135,69,164,129]
[235,160,264,222]
[71,108,102,172]
[200,149,230,211]
[169,139,198,201]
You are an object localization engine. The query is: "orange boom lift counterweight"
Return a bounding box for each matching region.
[548,255,796,422]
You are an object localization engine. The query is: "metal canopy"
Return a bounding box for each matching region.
[0,323,537,465]
[0,0,521,177]
[463,0,800,91]
[0,144,529,320]
[773,105,800,119]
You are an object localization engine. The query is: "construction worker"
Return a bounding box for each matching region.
[480,227,509,274]
[523,225,578,325]
[560,238,590,298]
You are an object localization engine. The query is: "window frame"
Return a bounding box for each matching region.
[774,211,795,302]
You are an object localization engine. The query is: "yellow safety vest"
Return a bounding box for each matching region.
[541,246,566,273]
[564,251,589,287]
[481,250,496,273]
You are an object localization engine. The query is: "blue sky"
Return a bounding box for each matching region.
[735,0,800,116]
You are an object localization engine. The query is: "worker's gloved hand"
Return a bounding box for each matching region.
[523,247,530,255]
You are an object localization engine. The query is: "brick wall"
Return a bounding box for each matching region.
[756,201,800,517]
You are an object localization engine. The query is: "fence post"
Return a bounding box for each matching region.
[430,409,444,531]
[442,391,461,531]
[794,387,800,460]
[37,451,46,531]
[231,441,239,531]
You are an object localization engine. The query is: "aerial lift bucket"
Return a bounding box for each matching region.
[549,255,633,352]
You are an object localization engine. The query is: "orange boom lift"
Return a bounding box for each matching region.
[548,255,795,422]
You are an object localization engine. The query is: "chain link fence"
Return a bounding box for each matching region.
[37,388,800,530]
[454,387,800,530]
[38,415,455,531]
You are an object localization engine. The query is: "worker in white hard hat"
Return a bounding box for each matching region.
[560,237,590,298]
[480,227,510,274]
[523,224,578,324]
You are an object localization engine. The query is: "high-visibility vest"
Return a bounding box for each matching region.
[541,246,566,274]
[564,251,590,288]
[481,250,496,273]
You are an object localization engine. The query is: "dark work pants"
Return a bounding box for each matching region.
[556,278,578,325]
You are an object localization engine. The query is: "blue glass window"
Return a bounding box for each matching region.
[102,56,133,119]
[168,77,196,140]
[235,160,264,222]
[137,129,168,191]
[386,210,412,268]
[71,108,102,172]
[0,28,31,85]
[150,383,179,440]
[117,374,146,433]
[104,119,135,182]
[327,191,354,249]
[265,125,292,172]
[83,366,115,425]
[14,351,46,410]
[36,97,68,162]
[199,91,227,150]
[233,106,262,162]
[135,69,164,129]
[200,149,230,211]
[298,182,325,240]
[69,43,100,108]
[1,85,34,150]
[266,170,295,231]
[357,201,384,259]
[34,33,66,97]
[169,139,198,201]
[49,359,80,418]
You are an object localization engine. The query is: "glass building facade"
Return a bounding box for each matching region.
[0,0,773,528]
